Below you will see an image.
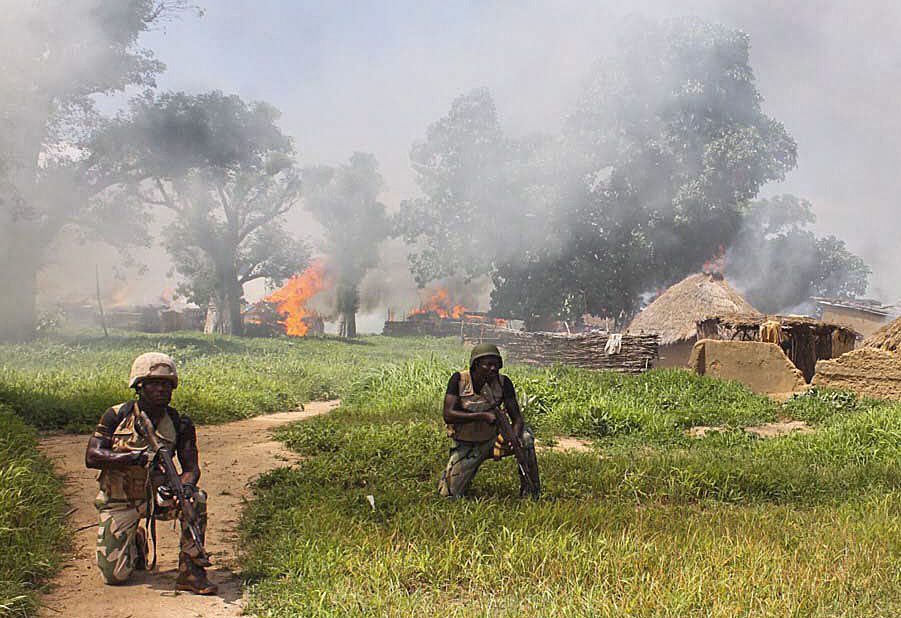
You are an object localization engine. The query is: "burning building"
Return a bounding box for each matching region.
[244,260,329,337]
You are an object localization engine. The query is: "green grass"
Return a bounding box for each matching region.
[1,331,898,616]
[0,405,68,618]
[242,356,901,617]
[0,331,463,432]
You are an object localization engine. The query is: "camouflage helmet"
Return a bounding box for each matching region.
[470,343,502,368]
[128,352,178,389]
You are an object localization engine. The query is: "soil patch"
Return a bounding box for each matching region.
[540,437,595,453]
[37,400,340,618]
[686,420,813,439]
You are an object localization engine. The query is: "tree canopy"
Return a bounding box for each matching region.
[727,195,870,313]
[96,90,308,335]
[400,18,800,323]
[0,0,192,340]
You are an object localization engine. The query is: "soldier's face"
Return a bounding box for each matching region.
[139,378,174,408]
[474,356,501,378]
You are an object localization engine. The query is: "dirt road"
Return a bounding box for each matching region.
[37,400,340,618]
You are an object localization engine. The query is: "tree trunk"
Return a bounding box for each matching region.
[341,310,357,338]
[0,216,39,342]
[0,259,38,342]
[208,263,245,337]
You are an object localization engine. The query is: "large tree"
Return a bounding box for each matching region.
[727,195,870,313]
[96,91,308,335]
[494,17,797,321]
[397,89,558,288]
[399,18,798,323]
[0,1,192,341]
[303,153,388,337]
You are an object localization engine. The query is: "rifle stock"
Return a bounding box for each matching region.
[136,410,211,567]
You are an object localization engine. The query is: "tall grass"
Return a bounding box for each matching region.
[0,331,463,431]
[243,355,901,616]
[0,405,68,618]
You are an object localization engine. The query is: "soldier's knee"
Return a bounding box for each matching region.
[97,557,133,585]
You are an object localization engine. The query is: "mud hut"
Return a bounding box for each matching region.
[696,314,858,382]
[812,297,896,338]
[627,272,761,367]
[863,315,901,353]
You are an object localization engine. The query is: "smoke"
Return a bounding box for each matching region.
[8,1,901,335]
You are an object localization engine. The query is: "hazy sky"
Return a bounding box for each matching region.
[113,1,900,304]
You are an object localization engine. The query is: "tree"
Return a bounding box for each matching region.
[398,19,798,323]
[97,91,308,335]
[0,1,192,341]
[397,89,559,291]
[494,17,798,321]
[726,195,870,313]
[303,153,388,337]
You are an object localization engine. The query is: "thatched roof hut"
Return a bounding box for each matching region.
[863,315,901,353]
[627,272,757,341]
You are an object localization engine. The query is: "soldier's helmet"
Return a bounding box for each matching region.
[470,343,503,368]
[129,352,179,389]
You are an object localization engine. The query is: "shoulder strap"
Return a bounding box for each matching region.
[116,400,136,424]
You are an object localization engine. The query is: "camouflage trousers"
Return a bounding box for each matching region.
[438,427,535,498]
[94,489,208,585]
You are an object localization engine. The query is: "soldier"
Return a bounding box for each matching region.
[438,343,540,498]
[85,352,217,595]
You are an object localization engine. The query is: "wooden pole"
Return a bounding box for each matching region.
[95,265,109,338]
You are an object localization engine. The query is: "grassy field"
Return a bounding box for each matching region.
[0,331,462,432]
[0,332,898,616]
[241,358,901,617]
[0,405,68,618]
[0,330,461,616]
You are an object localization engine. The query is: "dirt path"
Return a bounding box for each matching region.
[37,400,340,618]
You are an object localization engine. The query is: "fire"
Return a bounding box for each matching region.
[265,259,330,336]
[409,287,467,320]
[702,245,726,275]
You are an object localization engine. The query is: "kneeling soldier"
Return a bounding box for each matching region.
[439,344,540,498]
[85,352,217,594]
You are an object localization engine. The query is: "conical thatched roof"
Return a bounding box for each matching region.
[627,273,761,345]
[863,315,901,353]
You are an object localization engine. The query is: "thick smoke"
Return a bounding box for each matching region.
[7,2,900,334]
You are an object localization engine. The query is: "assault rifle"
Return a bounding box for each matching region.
[136,410,211,567]
[485,393,541,499]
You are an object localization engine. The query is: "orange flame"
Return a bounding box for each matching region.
[702,245,726,275]
[409,287,467,320]
[265,260,330,336]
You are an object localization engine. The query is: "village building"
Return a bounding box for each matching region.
[812,315,901,400]
[811,297,897,339]
[626,272,761,367]
[696,314,857,383]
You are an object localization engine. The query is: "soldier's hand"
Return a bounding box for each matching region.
[157,484,175,501]
[480,412,497,424]
[130,450,151,467]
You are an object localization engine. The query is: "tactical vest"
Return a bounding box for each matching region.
[446,369,504,443]
[97,401,177,502]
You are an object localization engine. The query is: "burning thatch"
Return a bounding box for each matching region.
[263,260,330,336]
[627,272,761,346]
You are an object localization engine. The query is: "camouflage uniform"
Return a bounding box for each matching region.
[438,369,536,497]
[93,401,208,584]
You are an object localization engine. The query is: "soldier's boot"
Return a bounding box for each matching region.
[133,527,148,571]
[176,552,218,595]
